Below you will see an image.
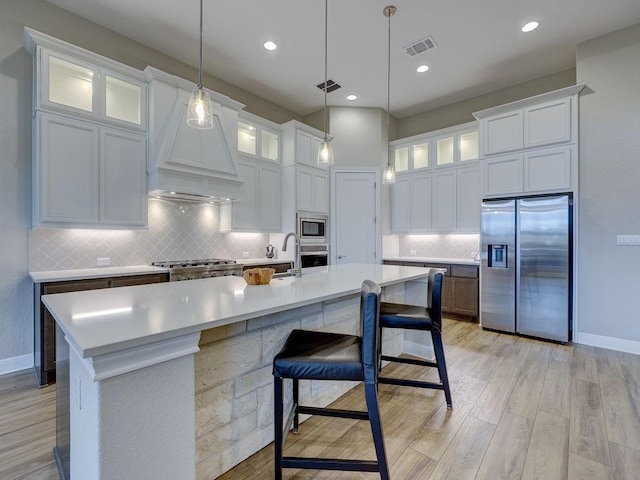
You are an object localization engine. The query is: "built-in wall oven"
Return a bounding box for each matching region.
[300,244,329,268]
[298,214,327,243]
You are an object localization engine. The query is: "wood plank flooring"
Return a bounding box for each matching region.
[4,319,640,479]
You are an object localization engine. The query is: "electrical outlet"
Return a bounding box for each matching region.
[617,235,640,246]
[97,257,111,266]
[410,250,417,256]
[242,252,249,258]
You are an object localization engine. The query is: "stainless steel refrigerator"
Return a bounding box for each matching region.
[480,194,572,343]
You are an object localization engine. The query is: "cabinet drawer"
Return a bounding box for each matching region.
[423,263,450,276]
[110,273,169,287]
[244,262,292,274]
[450,265,478,278]
[383,260,405,266]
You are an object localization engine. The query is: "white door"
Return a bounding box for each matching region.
[334,171,378,264]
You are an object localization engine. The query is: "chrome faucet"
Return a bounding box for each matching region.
[282,232,302,277]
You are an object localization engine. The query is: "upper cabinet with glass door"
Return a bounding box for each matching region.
[390,121,478,174]
[25,29,147,132]
[237,111,281,163]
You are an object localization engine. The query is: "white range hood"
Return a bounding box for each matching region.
[144,66,246,203]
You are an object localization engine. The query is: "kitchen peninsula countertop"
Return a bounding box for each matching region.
[42,263,429,358]
[29,265,169,283]
[384,256,479,266]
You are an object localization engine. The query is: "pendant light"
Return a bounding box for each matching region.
[317,0,334,166]
[187,0,214,129]
[382,5,396,184]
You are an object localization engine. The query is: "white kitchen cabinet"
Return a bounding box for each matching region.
[281,120,327,169]
[480,98,572,157]
[482,154,524,196]
[32,43,146,131]
[474,84,584,198]
[433,170,457,232]
[390,121,478,173]
[392,166,480,234]
[220,160,281,232]
[524,146,572,193]
[34,112,147,227]
[411,174,432,231]
[238,112,280,163]
[481,110,524,156]
[26,29,149,228]
[35,113,99,224]
[524,98,571,148]
[457,166,480,232]
[296,166,328,214]
[391,174,432,233]
[100,128,147,226]
[391,177,411,233]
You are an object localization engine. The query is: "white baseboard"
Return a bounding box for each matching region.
[575,332,640,355]
[403,340,434,360]
[0,354,33,376]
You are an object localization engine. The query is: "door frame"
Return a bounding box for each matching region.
[330,167,382,265]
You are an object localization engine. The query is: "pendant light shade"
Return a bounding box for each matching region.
[382,5,396,184]
[187,87,213,129]
[187,0,214,129]
[317,0,334,166]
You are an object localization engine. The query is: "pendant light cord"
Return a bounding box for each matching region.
[386,9,391,163]
[323,0,328,142]
[198,0,204,88]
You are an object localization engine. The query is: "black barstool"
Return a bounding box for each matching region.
[272,280,389,480]
[379,269,453,409]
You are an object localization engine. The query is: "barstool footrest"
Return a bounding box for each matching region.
[297,405,369,420]
[282,457,380,472]
[379,376,445,390]
[381,354,437,368]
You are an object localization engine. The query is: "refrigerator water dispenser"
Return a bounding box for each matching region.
[488,245,508,268]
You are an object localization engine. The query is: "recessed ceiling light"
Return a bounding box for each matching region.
[263,41,277,51]
[347,94,357,101]
[417,65,429,73]
[169,191,176,195]
[521,21,539,33]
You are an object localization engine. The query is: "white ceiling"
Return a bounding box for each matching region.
[48,0,640,118]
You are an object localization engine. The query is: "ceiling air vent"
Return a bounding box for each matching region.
[404,36,437,56]
[316,79,341,93]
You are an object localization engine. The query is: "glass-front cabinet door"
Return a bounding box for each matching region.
[39,48,145,129]
[104,74,143,126]
[44,51,96,114]
[237,116,280,163]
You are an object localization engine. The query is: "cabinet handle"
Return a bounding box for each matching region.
[337,255,347,259]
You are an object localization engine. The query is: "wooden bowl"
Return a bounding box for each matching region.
[243,268,275,285]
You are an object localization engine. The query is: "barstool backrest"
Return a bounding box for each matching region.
[360,280,382,385]
[428,269,445,332]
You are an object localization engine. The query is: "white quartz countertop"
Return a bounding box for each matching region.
[384,256,479,266]
[42,263,430,359]
[30,265,169,283]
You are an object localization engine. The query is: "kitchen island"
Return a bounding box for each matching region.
[42,263,430,480]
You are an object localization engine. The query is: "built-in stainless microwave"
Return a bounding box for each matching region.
[298,215,327,243]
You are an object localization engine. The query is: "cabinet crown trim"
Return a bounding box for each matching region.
[24,27,146,81]
[472,84,586,120]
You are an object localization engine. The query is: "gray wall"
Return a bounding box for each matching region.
[0,0,301,364]
[576,24,640,343]
[396,69,576,139]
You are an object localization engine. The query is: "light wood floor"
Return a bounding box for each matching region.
[4,319,640,479]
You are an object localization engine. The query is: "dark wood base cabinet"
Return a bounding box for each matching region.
[33,273,169,387]
[384,260,479,320]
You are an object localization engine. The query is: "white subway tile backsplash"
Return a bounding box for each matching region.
[29,198,270,271]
